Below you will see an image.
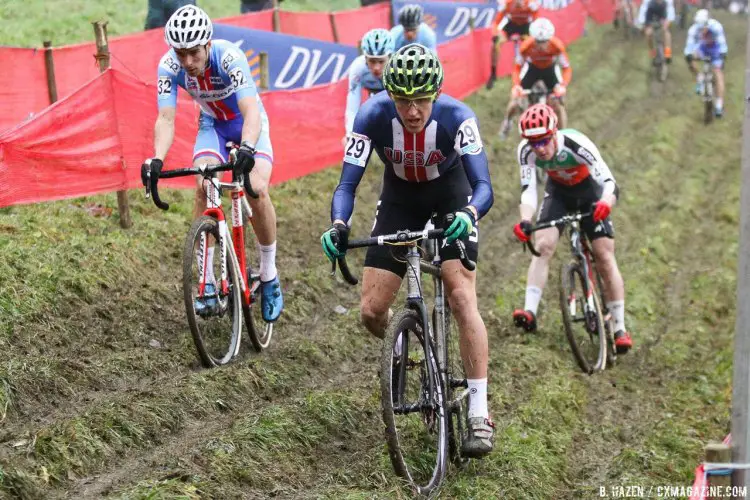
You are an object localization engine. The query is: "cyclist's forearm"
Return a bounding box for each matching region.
[154,113,175,160]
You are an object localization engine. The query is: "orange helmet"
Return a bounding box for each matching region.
[519,103,558,140]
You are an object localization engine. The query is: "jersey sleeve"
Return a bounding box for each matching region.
[452,109,494,219]
[553,39,572,84]
[517,141,538,210]
[419,25,438,51]
[714,22,728,53]
[637,1,648,26]
[345,57,366,134]
[684,25,699,56]
[331,104,378,223]
[568,132,617,198]
[157,52,180,109]
[219,45,258,101]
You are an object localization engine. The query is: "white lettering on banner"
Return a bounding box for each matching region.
[444,7,496,38]
[539,0,573,10]
[275,46,349,89]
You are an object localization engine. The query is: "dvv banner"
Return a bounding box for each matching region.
[391,0,498,44]
[213,24,359,91]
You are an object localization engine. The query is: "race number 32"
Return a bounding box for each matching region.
[157,77,172,96]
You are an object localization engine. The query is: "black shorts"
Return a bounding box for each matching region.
[502,21,530,39]
[364,169,479,277]
[520,64,561,92]
[645,3,668,23]
[537,178,614,241]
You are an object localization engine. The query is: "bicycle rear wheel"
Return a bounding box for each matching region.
[381,309,447,495]
[703,78,714,124]
[183,216,242,367]
[559,262,607,374]
[241,229,273,352]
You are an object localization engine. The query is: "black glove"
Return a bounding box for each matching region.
[235,141,256,174]
[141,158,163,187]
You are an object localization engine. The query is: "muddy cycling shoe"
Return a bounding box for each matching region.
[461,417,495,458]
[614,330,633,354]
[512,309,537,332]
[194,283,218,316]
[260,276,283,322]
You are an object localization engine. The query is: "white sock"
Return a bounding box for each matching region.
[467,378,489,419]
[259,242,277,282]
[524,286,543,315]
[198,246,216,284]
[607,300,625,332]
[716,97,724,109]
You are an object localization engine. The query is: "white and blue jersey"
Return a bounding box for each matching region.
[345,55,386,134]
[157,39,273,163]
[685,19,728,66]
[332,92,493,223]
[390,24,437,52]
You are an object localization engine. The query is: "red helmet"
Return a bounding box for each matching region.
[518,103,558,140]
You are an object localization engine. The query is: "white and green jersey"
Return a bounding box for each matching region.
[517,129,616,210]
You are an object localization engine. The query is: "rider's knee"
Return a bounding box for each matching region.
[534,238,557,258]
[446,285,477,314]
[360,299,388,333]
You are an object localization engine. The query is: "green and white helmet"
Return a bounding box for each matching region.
[383,43,443,97]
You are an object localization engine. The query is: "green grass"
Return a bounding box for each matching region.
[0,9,745,500]
[0,0,360,47]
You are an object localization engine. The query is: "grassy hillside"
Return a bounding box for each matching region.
[1,0,360,47]
[0,11,746,500]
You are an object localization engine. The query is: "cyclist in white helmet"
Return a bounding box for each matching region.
[499,17,572,138]
[685,9,728,117]
[140,5,284,322]
[342,29,395,147]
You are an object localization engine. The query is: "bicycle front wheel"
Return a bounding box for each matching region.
[183,216,242,368]
[380,309,447,496]
[559,262,607,374]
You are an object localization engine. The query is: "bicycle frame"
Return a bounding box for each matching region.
[701,58,715,102]
[565,221,598,316]
[198,175,257,306]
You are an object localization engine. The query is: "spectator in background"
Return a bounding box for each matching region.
[390,4,438,52]
[145,0,196,30]
[241,0,281,13]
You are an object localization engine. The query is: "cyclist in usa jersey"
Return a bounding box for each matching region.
[390,4,438,52]
[685,9,728,117]
[140,5,283,322]
[321,44,495,458]
[511,104,632,354]
[343,29,395,146]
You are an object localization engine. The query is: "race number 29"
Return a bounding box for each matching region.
[343,133,372,167]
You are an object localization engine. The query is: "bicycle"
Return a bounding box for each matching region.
[143,147,273,367]
[331,219,476,495]
[698,56,716,124]
[524,212,617,374]
[650,20,669,82]
[499,79,548,140]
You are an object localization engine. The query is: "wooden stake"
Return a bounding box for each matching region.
[705,443,731,500]
[329,13,339,43]
[732,14,750,494]
[43,41,58,104]
[92,21,132,229]
[272,0,280,32]
[259,52,269,90]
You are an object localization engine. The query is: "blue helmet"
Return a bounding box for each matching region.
[361,29,395,57]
